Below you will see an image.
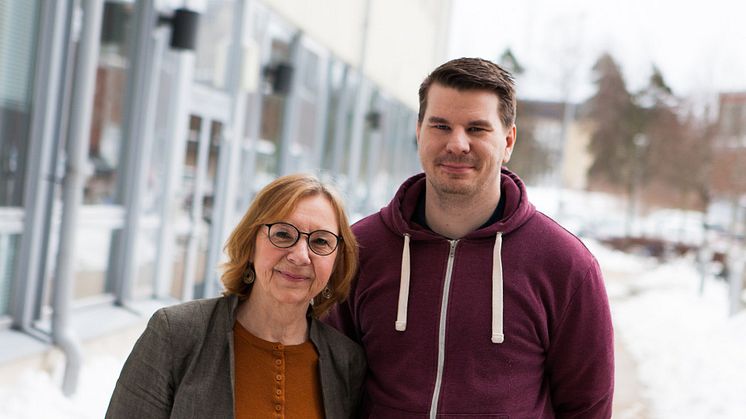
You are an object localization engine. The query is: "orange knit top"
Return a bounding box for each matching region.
[233,321,325,419]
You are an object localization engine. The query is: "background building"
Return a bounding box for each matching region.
[709,92,746,235]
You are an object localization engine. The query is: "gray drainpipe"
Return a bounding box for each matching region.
[345,0,372,211]
[52,0,104,397]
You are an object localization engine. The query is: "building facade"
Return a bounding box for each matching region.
[709,92,746,236]
[0,0,451,390]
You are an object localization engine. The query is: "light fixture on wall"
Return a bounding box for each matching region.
[157,8,199,51]
[263,62,294,95]
[366,110,382,131]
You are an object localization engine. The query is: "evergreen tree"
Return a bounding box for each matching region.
[585,53,641,191]
[495,50,553,185]
[498,48,525,75]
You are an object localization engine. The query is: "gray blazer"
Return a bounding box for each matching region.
[106,295,366,418]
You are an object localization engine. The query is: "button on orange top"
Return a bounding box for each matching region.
[233,321,322,419]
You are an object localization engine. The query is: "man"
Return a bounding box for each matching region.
[327,57,614,418]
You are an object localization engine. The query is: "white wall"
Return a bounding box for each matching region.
[264,0,452,109]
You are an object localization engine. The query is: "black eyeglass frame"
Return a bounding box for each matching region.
[263,222,342,256]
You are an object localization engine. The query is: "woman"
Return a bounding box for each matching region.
[106,174,365,419]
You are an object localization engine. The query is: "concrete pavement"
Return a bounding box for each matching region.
[606,269,652,419]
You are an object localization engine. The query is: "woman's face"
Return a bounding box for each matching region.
[251,194,339,309]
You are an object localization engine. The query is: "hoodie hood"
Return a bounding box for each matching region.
[380,167,536,239]
[380,167,536,344]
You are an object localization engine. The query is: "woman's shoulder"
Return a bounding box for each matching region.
[151,296,236,334]
[310,318,364,357]
[159,295,223,314]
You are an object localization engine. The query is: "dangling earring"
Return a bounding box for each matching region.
[242,265,255,284]
[321,286,332,299]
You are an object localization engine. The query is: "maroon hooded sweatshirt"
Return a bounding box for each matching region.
[326,169,614,418]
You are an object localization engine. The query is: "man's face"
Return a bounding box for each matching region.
[416,83,516,200]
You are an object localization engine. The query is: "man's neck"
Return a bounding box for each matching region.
[424,184,501,239]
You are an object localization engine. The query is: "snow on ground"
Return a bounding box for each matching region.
[590,240,746,419]
[1,187,744,418]
[0,354,123,418]
[533,186,746,418]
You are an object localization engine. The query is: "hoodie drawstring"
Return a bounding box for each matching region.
[492,232,505,343]
[395,234,411,331]
[394,232,504,344]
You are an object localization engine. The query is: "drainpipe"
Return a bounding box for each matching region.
[52,0,104,396]
[346,0,372,211]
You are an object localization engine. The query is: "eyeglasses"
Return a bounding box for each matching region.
[264,222,342,256]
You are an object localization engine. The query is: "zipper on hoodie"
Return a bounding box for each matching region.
[428,239,458,419]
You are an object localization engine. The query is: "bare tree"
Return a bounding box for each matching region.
[639,66,710,211]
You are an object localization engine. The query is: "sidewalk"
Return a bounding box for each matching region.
[606,270,651,419]
[612,333,649,418]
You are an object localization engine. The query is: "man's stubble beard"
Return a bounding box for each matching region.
[428,175,482,207]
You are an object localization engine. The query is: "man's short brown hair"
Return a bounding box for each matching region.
[418,57,516,129]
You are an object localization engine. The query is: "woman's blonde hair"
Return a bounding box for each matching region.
[221,173,358,318]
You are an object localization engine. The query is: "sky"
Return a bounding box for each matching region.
[448,0,746,102]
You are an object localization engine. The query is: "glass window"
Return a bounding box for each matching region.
[168,234,187,299]
[290,46,324,174]
[0,233,20,317]
[203,120,221,223]
[390,109,419,189]
[320,60,348,175]
[341,72,362,178]
[170,116,221,299]
[0,0,41,206]
[255,37,292,180]
[72,225,121,300]
[352,89,379,209]
[170,229,210,300]
[178,116,220,220]
[85,1,135,205]
[369,100,395,210]
[323,70,360,194]
[193,0,235,90]
[357,90,380,180]
[141,51,175,216]
[132,227,157,299]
